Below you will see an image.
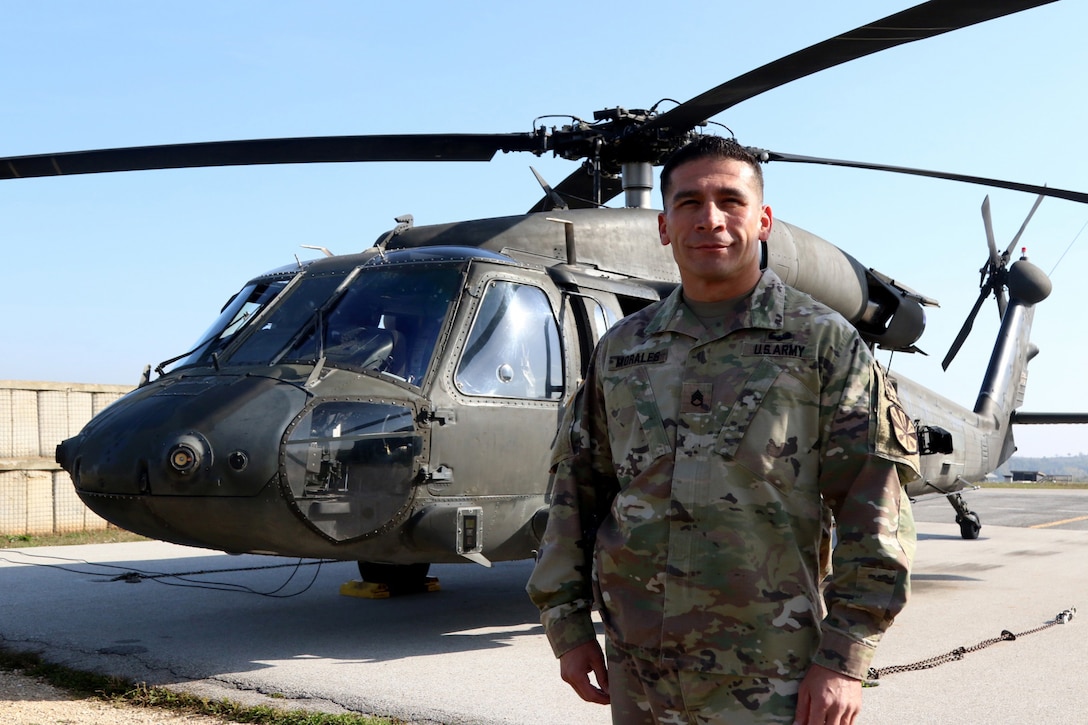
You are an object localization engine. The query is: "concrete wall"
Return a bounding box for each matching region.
[0,380,132,535]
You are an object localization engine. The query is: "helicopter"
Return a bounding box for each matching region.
[6,0,1088,592]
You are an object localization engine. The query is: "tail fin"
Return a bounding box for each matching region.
[974,255,1052,460]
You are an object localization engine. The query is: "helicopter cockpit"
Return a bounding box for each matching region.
[163,251,470,387]
[241,262,460,386]
[161,245,568,402]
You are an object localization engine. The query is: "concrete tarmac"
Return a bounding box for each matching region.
[1,488,1086,724]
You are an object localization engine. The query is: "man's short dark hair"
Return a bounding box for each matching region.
[659,136,764,204]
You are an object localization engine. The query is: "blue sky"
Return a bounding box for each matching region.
[3,1,1087,457]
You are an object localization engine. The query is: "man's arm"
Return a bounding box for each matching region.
[526,354,619,663]
[816,457,916,677]
[815,340,920,678]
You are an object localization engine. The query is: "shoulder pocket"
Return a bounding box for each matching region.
[874,369,922,479]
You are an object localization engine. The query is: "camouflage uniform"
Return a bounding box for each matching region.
[527,269,919,717]
[606,639,803,724]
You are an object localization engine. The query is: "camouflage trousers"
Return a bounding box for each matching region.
[606,640,800,725]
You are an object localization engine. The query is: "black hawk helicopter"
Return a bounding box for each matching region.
[5,0,1086,591]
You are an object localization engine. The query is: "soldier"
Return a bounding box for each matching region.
[526,136,919,724]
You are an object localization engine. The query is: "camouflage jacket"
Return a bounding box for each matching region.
[526,269,920,680]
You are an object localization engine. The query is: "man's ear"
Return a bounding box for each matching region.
[658,212,671,247]
[759,204,773,242]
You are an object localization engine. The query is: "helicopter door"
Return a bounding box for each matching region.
[422,273,566,553]
[452,279,565,399]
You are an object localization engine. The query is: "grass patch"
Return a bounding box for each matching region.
[0,647,400,725]
[3,527,150,548]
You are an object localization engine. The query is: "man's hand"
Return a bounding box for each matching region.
[794,664,861,725]
[559,640,610,705]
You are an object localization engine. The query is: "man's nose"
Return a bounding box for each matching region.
[695,203,726,230]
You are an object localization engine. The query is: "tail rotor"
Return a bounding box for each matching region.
[941,194,1044,370]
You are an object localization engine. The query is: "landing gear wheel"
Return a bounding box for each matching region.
[356,562,431,593]
[956,511,982,540]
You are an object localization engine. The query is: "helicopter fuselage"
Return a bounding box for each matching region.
[55,208,1044,563]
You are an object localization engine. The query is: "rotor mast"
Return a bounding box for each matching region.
[621,162,655,209]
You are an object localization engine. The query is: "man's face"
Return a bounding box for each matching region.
[658,156,772,302]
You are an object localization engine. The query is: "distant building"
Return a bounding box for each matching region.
[1007,470,1074,483]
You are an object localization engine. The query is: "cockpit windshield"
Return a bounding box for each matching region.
[171,279,290,371]
[228,264,462,386]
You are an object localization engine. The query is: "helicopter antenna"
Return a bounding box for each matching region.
[301,244,334,257]
[546,217,577,265]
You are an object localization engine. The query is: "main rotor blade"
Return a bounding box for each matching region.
[760,150,1088,205]
[0,134,543,180]
[645,0,1058,136]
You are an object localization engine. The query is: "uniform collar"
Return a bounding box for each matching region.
[646,268,787,339]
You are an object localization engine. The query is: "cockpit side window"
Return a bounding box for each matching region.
[454,280,564,400]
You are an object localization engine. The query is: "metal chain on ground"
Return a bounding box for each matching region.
[865,606,1077,686]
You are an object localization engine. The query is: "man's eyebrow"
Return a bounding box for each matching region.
[669,185,747,202]
[669,188,701,202]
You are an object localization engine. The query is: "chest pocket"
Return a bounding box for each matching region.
[605,365,671,480]
[714,358,818,493]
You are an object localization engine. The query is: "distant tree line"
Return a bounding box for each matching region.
[997,453,1088,481]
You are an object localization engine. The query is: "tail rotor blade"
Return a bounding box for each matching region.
[982,196,999,265]
[1005,193,1045,258]
[942,287,990,370]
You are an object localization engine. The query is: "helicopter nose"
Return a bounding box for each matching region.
[67,374,309,498]
[55,436,76,472]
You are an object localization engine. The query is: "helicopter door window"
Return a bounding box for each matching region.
[586,297,619,343]
[454,280,564,400]
[563,293,621,378]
